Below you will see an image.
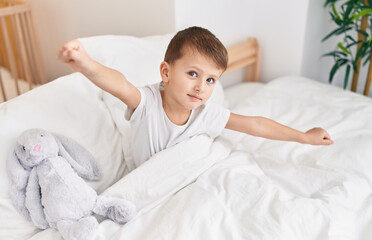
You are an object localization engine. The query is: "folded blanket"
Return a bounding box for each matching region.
[28,134,231,239]
[102,134,232,215]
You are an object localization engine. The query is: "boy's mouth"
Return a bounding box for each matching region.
[187,94,202,101]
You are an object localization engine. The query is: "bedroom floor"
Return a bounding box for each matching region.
[0,68,39,104]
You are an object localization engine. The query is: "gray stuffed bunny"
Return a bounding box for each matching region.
[7,128,136,240]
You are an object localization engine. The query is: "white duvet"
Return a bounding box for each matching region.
[102,76,372,240]
[2,75,372,239]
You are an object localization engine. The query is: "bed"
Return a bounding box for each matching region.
[1,33,371,240]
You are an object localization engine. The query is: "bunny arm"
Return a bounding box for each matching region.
[25,168,49,229]
[54,134,101,181]
[62,152,98,181]
[7,151,31,221]
[9,185,30,221]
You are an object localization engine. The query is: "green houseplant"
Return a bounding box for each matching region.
[323,0,372,95]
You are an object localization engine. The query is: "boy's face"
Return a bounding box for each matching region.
[160,46,224,111]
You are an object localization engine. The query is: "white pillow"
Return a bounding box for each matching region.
[80,34,174,87]
[80,33,226,103]
[224,82,265,109]
[81,34,226,171]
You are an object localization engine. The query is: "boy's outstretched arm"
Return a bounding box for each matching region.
[225,113,334,145]
[57,39,141,110]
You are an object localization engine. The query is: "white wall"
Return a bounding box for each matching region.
[28,0,370,94]
[301,0,332,84]
[175,0,310,86]
[29,0,175,81]
[30,0,310,85]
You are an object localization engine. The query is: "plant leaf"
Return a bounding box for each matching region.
[357,29,368,37]
[329,59,348,83]
[351,9,372,21]
[324,0,338,7]
[323,26,353,41]
[330,12,344,26]
[368,0,372,8]
[322,52,337,58]
[343,2,355,23]
[346,40,360,48]
[338,42,351,54]
[346,35,357,43]
[332,3,342,20]
[344,64,351,89]
[363,52,371,66]
[322,50,349,58]
[355,41,367,63]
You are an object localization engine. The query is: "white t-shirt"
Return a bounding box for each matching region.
[125,82,230,168]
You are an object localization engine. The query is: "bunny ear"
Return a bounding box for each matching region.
[53,133,101,181]
[7,150,31,221]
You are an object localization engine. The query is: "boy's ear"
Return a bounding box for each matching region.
[160,61,170,83]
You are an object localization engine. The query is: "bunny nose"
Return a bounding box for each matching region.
[33,144,41,152]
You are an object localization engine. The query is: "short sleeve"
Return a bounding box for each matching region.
[124,86,156,122]
[203,102,231,138]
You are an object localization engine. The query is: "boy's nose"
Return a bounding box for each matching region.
[195,81,204,93]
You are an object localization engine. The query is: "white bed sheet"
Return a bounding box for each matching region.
[19,75,372,240]
[224,81,265,109]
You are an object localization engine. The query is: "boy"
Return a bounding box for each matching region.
[57,26,334,168]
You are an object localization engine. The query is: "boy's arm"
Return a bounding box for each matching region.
[57,40,141,110]
[225,113,334,145]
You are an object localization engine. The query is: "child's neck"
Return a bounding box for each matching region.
[160,90,191,126]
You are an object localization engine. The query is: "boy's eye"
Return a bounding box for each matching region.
[188,71,197,77]
[206,78,215,84]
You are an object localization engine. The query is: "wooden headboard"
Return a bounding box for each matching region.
[225,38,260,82]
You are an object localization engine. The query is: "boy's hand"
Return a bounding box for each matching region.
[57,40,94,73]
[304,127,334,145]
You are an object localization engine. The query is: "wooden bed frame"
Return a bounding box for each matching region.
[225,37,260,82]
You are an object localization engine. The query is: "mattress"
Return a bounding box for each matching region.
[2,75,370,240]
